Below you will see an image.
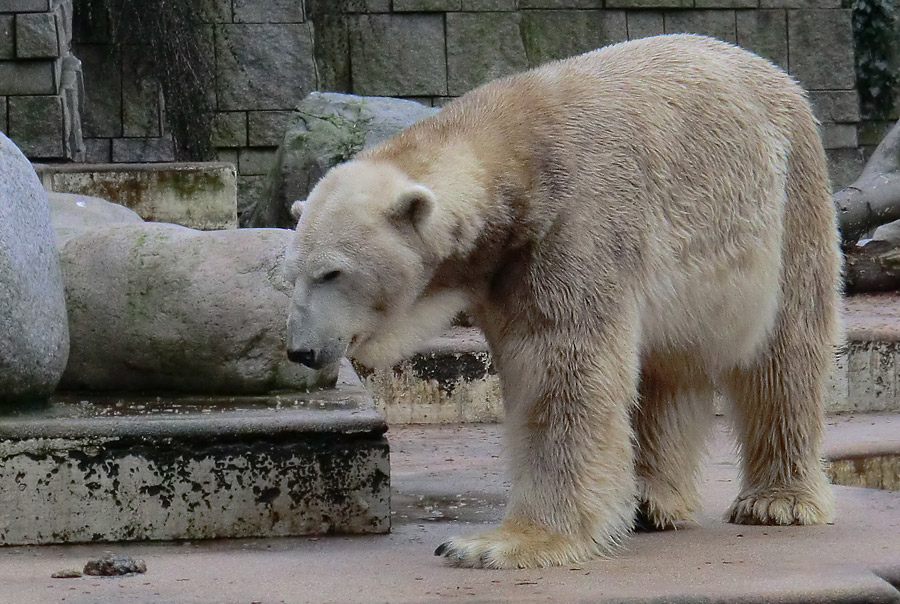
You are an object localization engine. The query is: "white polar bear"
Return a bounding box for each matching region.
[283,34,841,569]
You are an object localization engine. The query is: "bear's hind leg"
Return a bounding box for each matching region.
[721,331,835,526]
[634,359,715,530]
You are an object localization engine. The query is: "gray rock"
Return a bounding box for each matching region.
[47,191,144,246]
[244,92,438,228]
[83,555,146,576]
[59,223,336,394]
[0,132,70,405]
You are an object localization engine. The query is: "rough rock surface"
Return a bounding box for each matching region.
[0,132,70,404]
[58,223,336,394]
[47,191,144,245]
[245,92,438,228]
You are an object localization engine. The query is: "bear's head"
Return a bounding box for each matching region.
[283,159,468,370]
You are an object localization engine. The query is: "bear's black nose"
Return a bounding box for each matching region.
[287,349,318,367]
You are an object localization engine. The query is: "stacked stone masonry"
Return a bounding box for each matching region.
[0,0,83,160]
[0,0,879,211]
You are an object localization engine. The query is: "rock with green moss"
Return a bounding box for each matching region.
[244,92,438,228]
[58,223,336,394]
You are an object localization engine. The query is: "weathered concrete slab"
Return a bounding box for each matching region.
[0,361,389,545]
[33,162,237,230]
[0,416,897,603]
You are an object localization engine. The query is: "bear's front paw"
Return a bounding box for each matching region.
[434,519,602,569]
[728,485,834,526]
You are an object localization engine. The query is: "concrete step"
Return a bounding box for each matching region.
[0,361,389,545]
[364,294,900,423]
[0,417,897,603]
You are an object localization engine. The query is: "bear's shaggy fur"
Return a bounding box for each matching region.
[284,34,841,569]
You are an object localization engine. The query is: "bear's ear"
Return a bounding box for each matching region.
[389,185,435,229]
[290,200,305,223]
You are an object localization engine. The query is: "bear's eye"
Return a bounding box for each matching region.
[316,270,342,284]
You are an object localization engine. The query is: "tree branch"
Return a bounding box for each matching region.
[835,120,900,246]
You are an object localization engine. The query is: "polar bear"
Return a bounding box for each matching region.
[283,34,840,569]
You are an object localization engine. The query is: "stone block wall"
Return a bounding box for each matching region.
[0,0,84,160]
[312,1,862,186]
[2,1,872,207]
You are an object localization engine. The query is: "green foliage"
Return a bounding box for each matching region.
[849,0,898,119]
[74,0,214,161]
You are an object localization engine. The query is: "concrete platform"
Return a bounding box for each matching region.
[0,361,389,545]
[1,414,897,603]
[366,293,900,422]
[33,162,238,230]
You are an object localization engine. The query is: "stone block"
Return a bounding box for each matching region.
[610,0,689,8]
[664,10,737,43]
[847,341,900,413]
[627,11,665,39]
[0,362,390,544]
[0,0,49,11]
[35,161,238,230]
[825,148,865,190]
[517,0,603,7]
[0,95,6,131]
[239,147,278,176]
[393,0,461,10]
[820,123,858,150]
[122,45,161,138]
[361,328,502,424]
[461,0,516,9]
[809,91,860,123]
[237,173,267,220]
[216,23,317,111]
[349,14,446,97]
[447,12,528,96]
[7,95,63,157]
[344,0,391,11]
[0,60,56,95]
[521,10,628,67]
[74,44,120,137]
[111,137,175,163]
[858,120,894,147]
[248,110,294,146]
[695,0,756,8]
[233,0,305,23]
[762,0,839,7]
[82,137,110,163]
[212,111,247,148]
[15,11,58,58]
[0,15,12,59]
[197,0,231,23]
[216,148,237,165]
[736,9,788,70]
[788,9,855,90]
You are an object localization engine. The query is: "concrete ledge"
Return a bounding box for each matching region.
[366,295,900,423]
[0,361,390,545]
[33,162,238,230]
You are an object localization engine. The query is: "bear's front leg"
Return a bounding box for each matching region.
[435,334,640,569]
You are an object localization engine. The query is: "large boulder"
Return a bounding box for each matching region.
[59,223,335,394]
[244,93,439,228]
[48,191,144,246]
[0,133,70,404]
